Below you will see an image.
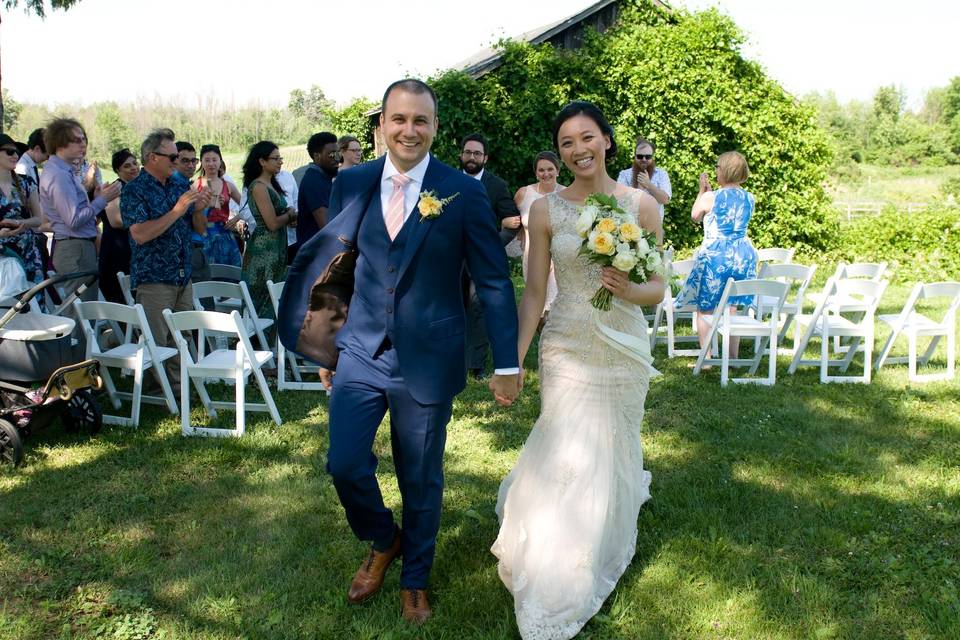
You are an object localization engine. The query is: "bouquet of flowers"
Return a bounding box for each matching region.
[576,193,666,311]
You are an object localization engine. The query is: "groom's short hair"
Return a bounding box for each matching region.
[381,79,438,116]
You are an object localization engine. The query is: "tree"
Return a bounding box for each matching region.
[432,1,836,252]
[1,86,19,130]
[288,85,334,127]
[1,0,85,131]
[327,97,378,159]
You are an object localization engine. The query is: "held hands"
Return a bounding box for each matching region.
[601,266,632,300]
[489,372,521,406]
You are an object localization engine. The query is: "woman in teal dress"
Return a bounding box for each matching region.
[675,151,758,356]
[241,140,298,313]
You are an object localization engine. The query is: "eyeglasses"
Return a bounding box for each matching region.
[635,154,653,160]
[179,157,199,164]
[461,150,485,158]
[153,151,179,162]
[0,148,18,157]
[345,147,362,154]
[70,135,87,144]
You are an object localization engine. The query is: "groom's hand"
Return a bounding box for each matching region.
[489,374,519,406]
[319,367,335,391]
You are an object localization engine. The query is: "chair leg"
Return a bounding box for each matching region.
[908,331,918,381]
[235,371,246,437]
[155,363,178,415]
[253,363,282,426]
[666,306,675,357]
[768,326,778,385]
[863,329,873,383]
[100,366,122,410]
[875,326,899,371]
[948,329,956,380]
[838,337,861,373]
[131,355,144,429]
[820,326,830,383]
[919,335,941,367]
[721,330,730,387]
[180,368,191,436]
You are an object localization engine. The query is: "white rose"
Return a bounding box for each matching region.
[646,251,663,271]
[612,250,638,272]
[616,242,631,254]
[575,208,596,238]
[636,236,651,255]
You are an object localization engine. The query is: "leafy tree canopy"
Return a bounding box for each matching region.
[3,0,81,18]
[430,0,836,252]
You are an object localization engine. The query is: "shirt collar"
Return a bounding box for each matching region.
[463,167,484,181]
[383,153,430,187]
[45,155,72,173]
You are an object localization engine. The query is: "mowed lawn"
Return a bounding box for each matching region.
[1,283,958,640]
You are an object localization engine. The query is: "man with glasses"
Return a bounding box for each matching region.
[174,140,212,284]
[174,141,199,181]
[122,128,212,393]
[458,132,519,380]
[617,138,672,222]
[39,118,121,305]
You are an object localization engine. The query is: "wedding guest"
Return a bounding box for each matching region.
[0,134,45,289]
[97,148,139,304]
[39,118,120,303]
[174,141,199,181]
[276,168,300,265]
[193,144,243,267]
[617,137,671,222]
[242,140,297,311]
[297,131,339,249]
[338,135,362,170]
[511,150,563,316]
[15,128,47,186]
[121,128,211,393]
[460,132,520,379]
[675,151,758,356]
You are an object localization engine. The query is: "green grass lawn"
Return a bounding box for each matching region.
[829,164,960,206]
[1,283,959,639]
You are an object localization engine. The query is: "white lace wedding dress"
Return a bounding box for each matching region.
[491,192,657,640]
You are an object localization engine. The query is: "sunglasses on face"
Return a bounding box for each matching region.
[153,152,179,162]
[635,154,653,160]
[1,148,19,157]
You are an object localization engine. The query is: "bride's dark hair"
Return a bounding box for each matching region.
[552,100,618,161]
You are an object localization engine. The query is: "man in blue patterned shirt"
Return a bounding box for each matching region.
[121,128,212,393]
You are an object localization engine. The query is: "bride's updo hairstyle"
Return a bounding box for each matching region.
[552,100,618,162]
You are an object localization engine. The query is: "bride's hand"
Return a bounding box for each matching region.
[600,266,633,299]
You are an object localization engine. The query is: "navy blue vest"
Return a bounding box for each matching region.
[345,194,418,356]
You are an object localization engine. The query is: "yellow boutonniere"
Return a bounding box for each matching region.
[418,190,459,221]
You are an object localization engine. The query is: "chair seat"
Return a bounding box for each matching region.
[214,297,243,312]
[796,313,863,336]
[878,312,941,332]
[99,343,177,363]
[192,348,274,376]
[754,294,798,313]
[717,315,772,335]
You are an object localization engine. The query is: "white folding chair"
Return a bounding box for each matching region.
[266,280,326,392]
[754,263,817,355]
[808,262,889,356]
[789,278,888,383]
[649,258,700,356]
[74,300,178,427]
[209,263,242,282]
[756,247,795,265]
[693,278,788,386]
[875,281,960,382]
[191,280,274,358]
[163,309,281,438]
[116,272,135,306]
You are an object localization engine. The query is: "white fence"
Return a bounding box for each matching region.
[835,201,929,222]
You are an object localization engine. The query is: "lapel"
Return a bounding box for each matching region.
[396,156,445,283]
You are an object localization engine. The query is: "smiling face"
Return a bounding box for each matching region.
[380,88,437,173]
[556,114,610,179]
[116,156,140,182]
[535,158,558,185]
[201,150,222,177]
[175,149,198,178]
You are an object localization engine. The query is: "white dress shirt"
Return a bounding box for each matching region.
[275,170,299,246]
[15,153,39,183]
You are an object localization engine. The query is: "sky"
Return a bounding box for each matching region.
[3,0,957,110]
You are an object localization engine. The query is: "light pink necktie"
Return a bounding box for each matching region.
[385,173,411,240]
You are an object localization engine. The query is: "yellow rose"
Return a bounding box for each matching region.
[588,231,617,256]
[419,196,441,217]
[619,222,641,242]
[596,217,618,234]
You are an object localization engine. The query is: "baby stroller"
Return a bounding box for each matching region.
[0,269,104,467]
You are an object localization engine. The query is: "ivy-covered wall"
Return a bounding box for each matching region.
[430,0,837,253]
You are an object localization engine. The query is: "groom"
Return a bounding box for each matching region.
[278,79,520,623]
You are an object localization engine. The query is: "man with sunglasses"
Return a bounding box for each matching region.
[121,128,213,394]
[39,118,121,305]
[617,138,672,222]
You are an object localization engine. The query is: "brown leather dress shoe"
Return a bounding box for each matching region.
[347,531,402,604]
[400,588,431,624]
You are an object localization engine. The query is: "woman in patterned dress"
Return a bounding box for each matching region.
[0,134,44,291]
[674,151,758,357]
[194,144,243,268]
[241,140,297,312]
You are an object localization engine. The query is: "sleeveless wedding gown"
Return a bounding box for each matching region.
[491,192,657,640]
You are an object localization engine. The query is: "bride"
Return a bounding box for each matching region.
[491,101,664,639]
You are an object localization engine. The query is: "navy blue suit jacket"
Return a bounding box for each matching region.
[278,155,519,404]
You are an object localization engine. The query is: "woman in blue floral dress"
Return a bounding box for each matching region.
[675,151,757,356]
[0,135,45,294]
